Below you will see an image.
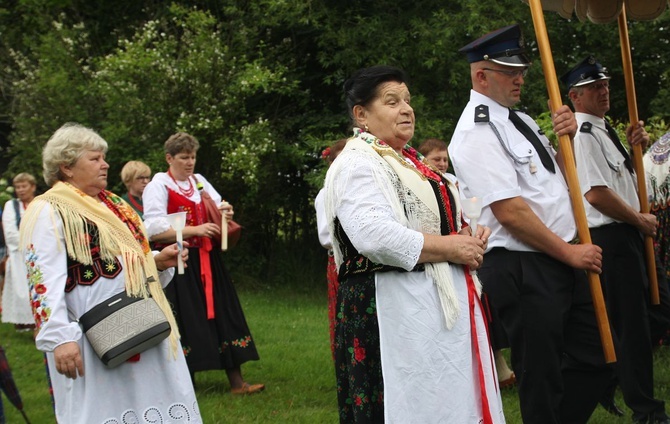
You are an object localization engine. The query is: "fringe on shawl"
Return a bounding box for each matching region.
[324,141,410,269]
[424,263,459,329]
[324,137,465,329]
[20,184,181,358]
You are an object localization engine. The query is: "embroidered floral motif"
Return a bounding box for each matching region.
[26,245,50,328]
[231,335,252,348]
[336,273,383,422]
[98,190,150,253]
[365,298,375,315]
[351,338,366,362]
[65,226,123,292]
[353,392,367,406]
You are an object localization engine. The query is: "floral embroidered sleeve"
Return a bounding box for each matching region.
[26,202,82,352]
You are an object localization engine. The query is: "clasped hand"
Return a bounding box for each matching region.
[451,224,491,270]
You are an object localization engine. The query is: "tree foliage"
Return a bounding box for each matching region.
[1,0,669,278]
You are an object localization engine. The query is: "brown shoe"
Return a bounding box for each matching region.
[499,372,516,389]
[231,382,265,395]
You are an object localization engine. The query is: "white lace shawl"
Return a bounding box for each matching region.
[324,135,475,329]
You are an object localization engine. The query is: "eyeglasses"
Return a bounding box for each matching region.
[482,68,528,78]
[135,176,151,181]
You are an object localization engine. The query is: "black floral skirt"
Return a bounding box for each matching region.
[164,247,259,373]
[334,273,384,423]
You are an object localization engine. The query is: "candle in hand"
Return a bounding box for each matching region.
[166,211,187,274]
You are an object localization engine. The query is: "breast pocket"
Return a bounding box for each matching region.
[510,143,535,175]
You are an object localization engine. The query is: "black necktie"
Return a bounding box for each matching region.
[508,109,555,173]
[604,121,634,174]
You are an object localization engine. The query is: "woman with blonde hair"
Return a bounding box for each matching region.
[120,160,152,218]
[1,172,38,332]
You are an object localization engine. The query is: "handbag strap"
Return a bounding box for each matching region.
[13,198,21,228]
[68,276,156,322]
[193,175,213,200]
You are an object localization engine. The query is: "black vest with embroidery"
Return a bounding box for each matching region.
[64,219,123,292]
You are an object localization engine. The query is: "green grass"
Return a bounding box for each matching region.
[3,283,670,423]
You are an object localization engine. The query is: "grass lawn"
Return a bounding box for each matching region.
[2,281,670,423]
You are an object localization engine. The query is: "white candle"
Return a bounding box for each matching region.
[461,197,483,275]
[221,209,228,251]
[175,230,184,274]
[166,211,187,274]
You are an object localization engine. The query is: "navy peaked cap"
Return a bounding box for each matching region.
[561,55,611,88]
[458,24,531,67]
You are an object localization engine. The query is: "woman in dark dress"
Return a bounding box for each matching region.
[143,132,264,394]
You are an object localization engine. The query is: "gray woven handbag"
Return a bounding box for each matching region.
[79,284,171,368]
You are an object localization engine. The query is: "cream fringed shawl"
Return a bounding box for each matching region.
[325,132,481,329]
[19,181,180,358]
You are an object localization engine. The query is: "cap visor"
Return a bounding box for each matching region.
[572,74,611,88]
[489,53,531,67]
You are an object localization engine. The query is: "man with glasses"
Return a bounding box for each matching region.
[449,25,611,423]
[564,56,668,424]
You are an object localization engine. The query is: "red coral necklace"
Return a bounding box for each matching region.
[168,168,195,197]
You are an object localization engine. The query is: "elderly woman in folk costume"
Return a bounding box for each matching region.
[324,65,503,423]
[19,123,200,424]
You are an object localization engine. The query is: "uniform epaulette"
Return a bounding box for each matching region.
[579,122,593,133]
[474,105,489,123]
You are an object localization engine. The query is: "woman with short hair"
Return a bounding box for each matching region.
[324,65,502,423]
[120,160,152,218]
[142,132,263,394]
[20,122,200,423]
[1,172,38,331]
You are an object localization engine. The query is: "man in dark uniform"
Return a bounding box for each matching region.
[565,55,669,424]
[449,25,611,423]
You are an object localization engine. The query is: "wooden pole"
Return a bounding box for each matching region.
[617,5,660,305]
[528,0,616,363]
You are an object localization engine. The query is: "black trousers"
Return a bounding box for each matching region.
[591,223,666,421]
[648,259,670,346]
[479,248,610,424]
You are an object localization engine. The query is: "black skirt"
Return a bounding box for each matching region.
[164,247,260,372]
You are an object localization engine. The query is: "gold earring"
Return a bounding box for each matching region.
[364,124,369,132]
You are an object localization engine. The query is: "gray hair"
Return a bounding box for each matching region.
[42,123,108,187]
